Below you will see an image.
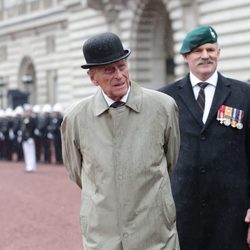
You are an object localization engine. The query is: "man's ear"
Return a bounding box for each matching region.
[87,69,98,86]
[217,47,221,58]
[182,54,188,63]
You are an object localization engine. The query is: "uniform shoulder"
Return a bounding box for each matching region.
[230,78,250,88]
[222,75,250,93]
[159,78,184,95]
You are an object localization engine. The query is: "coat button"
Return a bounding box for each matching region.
[123,232,129,238]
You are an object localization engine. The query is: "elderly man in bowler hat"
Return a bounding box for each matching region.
[160,25,250,250]
[61,32,180,250]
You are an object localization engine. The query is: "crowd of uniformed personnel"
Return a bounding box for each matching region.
[0,103,63,166]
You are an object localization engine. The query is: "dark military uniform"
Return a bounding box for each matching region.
[21,113,37,171]
[49,113,63,164]
[1,116,10,160]
[0,115,5,160]
[38,113,52,163]
[12,115,24,161]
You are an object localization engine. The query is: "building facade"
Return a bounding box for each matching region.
[0,0,250,109]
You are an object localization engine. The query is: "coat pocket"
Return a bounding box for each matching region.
[79,195,92,235]
[160,184,176,230]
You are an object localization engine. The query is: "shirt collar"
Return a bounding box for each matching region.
[102,86,131,106]
[93,82,141,116]
[190,71,218,87]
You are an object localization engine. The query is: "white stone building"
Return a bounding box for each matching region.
[0,0,250,109]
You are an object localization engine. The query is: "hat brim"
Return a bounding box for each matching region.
[81,49,131,69]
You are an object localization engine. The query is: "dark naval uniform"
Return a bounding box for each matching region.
[22,113,37,171]
[38,112,52,163]
[49,113,63,164]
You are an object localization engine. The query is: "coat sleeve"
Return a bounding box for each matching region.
[61,115,82,189]
[164,98,180,176]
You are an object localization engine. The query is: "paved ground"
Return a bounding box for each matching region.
[0,160,82,250]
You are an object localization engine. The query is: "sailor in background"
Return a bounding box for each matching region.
[38,104,52,163]
[33,104,42,163]
[0,109,5,160]
[12,106,24,161]
[5,108,15,161]
[48,103,63,164]
[22,104,36,172]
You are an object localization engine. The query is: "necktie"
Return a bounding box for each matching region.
[110,101,125,108]
[196,82,209,113]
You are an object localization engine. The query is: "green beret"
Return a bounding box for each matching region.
[180,25,217,54]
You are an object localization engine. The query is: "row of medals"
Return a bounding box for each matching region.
[217,105,244,130]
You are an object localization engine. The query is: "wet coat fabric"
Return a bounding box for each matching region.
[160,73,250,250]
[61,82,180,250]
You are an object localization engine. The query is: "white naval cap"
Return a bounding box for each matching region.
[32,104,41,113]
[0,109,5,118]
[5,107,14,117]
[52,103,63,113]
[23,103,33,111]
[14,106,24,116]
[42,104,52,113]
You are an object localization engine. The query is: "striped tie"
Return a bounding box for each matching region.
[196,82,209,113]
[110,101,125,108]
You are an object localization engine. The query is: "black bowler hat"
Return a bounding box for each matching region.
[81,32,131,69]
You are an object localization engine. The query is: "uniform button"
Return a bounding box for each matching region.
[201,199,206,207]
[200,168,206,173]
[200,134,206,140]
[123,232,129,238]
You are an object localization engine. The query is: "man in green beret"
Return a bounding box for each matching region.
[160,25,250,250]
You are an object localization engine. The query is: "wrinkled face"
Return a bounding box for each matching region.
[183,43,220,81]
[87,59,130,101]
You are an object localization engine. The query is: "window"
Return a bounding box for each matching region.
[46,70,57,103]
[4,0,22,9]
[0,46,7,62]
[46,35,55,54]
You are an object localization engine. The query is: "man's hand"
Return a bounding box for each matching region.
[245,209,250,248]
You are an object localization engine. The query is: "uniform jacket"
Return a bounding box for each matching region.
[160,73,250,250]
[38,114,51,138]
[61,82,180,250]
[21,116,36,141]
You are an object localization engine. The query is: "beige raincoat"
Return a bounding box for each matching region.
[61,82,180,250]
